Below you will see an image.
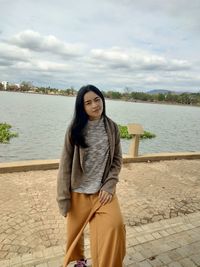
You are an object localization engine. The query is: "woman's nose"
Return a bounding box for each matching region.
[92,101,98,108]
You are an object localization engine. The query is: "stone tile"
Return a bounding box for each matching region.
[32,250,44,259]
[190,254,200,266]
[151,232,162,239]
[123,255,136,266]
[147,257,163,267]
[35,263,48,267]
[6,252,18,260]
[179,258,197,267]
[176,237,192,246]
[9,256,21,265]
[143,234,155,241]
[136,236,148,244]
[167,250,183,261]
[140,248,154,259]
[43,247,54,258]
[158,230,169,237]
[157,243,172,253]
[131,251,146,262]
[52,246,64,256]
[135,227,144,233]
[126,262,140,267]
[0,259,10,267]
[138,260,153,267]
[47,257,63,267]
[157,253,172,265]
[168,262,182,267]
[127,237,140,246]
[133,244,144,252]
[21,253,33,263]
[175,245,193,257]
[166,241,180,250]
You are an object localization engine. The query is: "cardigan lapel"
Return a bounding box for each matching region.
[104,116,113,162]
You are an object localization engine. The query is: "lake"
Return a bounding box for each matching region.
[0,91,200,162]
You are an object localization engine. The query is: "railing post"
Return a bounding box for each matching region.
[127,124,144,158]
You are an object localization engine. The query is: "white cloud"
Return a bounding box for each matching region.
[9,30,85,58]
[0,0,199,91]
[90,47,191,72]
[14,60,70,72]
[0,43,30,64]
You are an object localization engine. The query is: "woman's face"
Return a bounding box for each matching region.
[83,91,103,120]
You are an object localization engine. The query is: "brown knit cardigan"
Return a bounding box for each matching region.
[56,116,122,217]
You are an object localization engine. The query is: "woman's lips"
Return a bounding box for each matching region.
[93,109,99,112]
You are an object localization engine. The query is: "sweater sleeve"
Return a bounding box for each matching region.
[101,123,122,194]
[56,129,74,217]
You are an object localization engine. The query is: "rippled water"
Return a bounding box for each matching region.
[0,91,200,162]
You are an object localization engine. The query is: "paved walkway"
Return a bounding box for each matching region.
[0,211,200,266]
[0,159,200,266]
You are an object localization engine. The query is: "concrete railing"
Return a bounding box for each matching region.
[0,152,200,173]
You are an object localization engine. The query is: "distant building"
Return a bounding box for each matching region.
[15,84,20,88]
[1,81,8,90]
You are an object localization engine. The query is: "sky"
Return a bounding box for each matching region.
[0,0,200,92]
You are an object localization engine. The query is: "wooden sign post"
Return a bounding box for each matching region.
[127,124,144,158]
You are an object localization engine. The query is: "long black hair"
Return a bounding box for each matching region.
[70,84,106,148]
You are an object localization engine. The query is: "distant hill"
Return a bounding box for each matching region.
[146,89,198,95]
[146,89,172,95]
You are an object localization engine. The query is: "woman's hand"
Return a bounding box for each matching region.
[99,190,113,206]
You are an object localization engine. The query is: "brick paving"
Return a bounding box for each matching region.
[0,159,200,266]
[0,212,200,266]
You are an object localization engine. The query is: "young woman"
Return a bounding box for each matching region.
[57,85,126,267]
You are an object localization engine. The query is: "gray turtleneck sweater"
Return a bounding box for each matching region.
[72,117,109,194]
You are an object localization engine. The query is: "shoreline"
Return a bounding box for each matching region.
[107,96,200,108]
[1,89,200,108]
[1,151,200,173]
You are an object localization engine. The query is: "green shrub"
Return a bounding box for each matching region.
[118,124,156,139]
[0,123,18,143]
[141,131,156,139]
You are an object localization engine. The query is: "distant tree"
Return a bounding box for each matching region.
[106,91,122,99]
[189,94,198,105]
[124,86,131,94]
[156,93,165,101]
[165,92,174,102]
[7,84,19,91]
[39,87,48,94]
[65,88,71,95]
[70,86,77,95]
[123,86,131,100]
[64,86,77,96]
[20,81,33,91]
[130,92,151,101]
[0,83,4,90]
[111,91,122,99]
[139,93,149,101]
[180,93,191,104]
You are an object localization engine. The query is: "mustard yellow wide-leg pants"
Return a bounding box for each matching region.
[63,192,126,267]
